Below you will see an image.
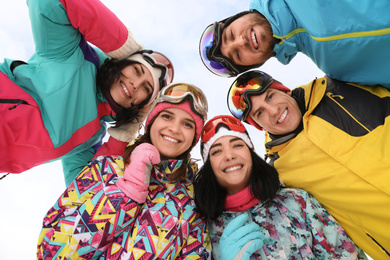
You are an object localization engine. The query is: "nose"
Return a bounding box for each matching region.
[263,103,279,118]
[224,149,236,161]
[168,119,180,133]
[231,35,248,49]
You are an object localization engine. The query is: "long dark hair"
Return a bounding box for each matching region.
[96,58,147,127]
[123,111,198,183]
[194,148,280,220]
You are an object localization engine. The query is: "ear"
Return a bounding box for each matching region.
[220,22,225,29]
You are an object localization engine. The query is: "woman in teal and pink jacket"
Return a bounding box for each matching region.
[0,0,173,185]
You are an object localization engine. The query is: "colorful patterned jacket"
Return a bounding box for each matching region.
[0,0,141,185]
[210,186,367,259]
[250,0,390,88]
[37,155,212,259]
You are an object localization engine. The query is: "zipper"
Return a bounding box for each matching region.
[275,27,390,45]
[366,233,390,257]
[325,92,371,133]
[0,99,29,110]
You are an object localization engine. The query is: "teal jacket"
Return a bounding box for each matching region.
[0,0,141,185]
[250,0,390,88]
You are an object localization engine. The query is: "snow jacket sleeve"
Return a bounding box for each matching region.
[303,193,367,259]
[28,0,142,61]
[61,146,96,186]
[58,0,142,58]
[37,156,143,260]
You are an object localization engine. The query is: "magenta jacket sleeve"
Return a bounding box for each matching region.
[59,0,142,58]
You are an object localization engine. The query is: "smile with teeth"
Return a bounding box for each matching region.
[121,83,131,97]
[251,30,258,49]
[163,135,179,143]
[224,165,242,173]
[278,109,287,124]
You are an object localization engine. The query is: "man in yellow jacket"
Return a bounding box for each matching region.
[227,70,390,260]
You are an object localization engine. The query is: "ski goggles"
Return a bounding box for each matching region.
[152,83,208,120]
[227,70,273,122]
[140,50,174,89]
[199,22,240,77]
[201,115,246,144]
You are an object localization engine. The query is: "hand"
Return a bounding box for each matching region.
[220,214,264,260]
[116,143,160,203]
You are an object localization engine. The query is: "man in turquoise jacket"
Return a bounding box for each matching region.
[199,0,390,88]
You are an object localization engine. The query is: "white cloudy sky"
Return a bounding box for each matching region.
[0,0,353,259]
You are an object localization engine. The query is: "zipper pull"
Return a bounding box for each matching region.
[9,100,28,110]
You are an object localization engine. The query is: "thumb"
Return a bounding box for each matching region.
[223,214,249,238]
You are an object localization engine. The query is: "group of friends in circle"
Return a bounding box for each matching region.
[1,0,389,259]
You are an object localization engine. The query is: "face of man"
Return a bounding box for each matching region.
[220,12,275,67]
[249,89,302,135]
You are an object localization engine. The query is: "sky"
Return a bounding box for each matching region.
[0,0,372,259]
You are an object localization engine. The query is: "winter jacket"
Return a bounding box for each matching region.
[264,77,390,259]
[0,0,141,185]
[37,155,212,259]
[210,186,366,259]
[250,0,390,88]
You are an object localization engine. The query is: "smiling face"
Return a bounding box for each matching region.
[249,89,302,135]
[110,63,154,108]
[150,108,196,159]
[220,12,275,67]
[209,136,252,195]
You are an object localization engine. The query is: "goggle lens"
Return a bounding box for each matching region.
[154,83,208,120]
[199,24,231,77]
[147,51,174,85]
[227,71,272,120]
[201,116,246,143]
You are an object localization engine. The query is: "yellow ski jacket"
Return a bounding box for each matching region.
[265,77,390,259]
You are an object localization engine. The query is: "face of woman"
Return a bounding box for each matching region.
[209,136,252,194]
[150,108,196,159]
[110,63,155,108]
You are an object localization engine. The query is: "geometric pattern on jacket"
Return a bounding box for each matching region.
[37,155,212,259]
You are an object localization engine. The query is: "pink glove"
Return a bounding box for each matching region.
[116,143,160,203]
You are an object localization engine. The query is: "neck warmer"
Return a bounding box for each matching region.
[225,186,260,212]
[102,90,122,113]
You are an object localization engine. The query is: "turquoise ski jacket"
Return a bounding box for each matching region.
[250,0,390,88]
[0,0,141,185]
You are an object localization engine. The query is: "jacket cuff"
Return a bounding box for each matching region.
[106,28,144,59]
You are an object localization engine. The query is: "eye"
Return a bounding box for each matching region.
[233,143,244,148]
[230,30,234,40]
[143,84,152,94]
[236,50,240,61]
[256,109,263,118]
[134,66,140,75]
[183,121,195,129]
[161,113,172,120]
[210,148,221,156]
[268,93,274,101]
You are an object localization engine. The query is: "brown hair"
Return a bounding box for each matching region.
[123,112,197,182]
